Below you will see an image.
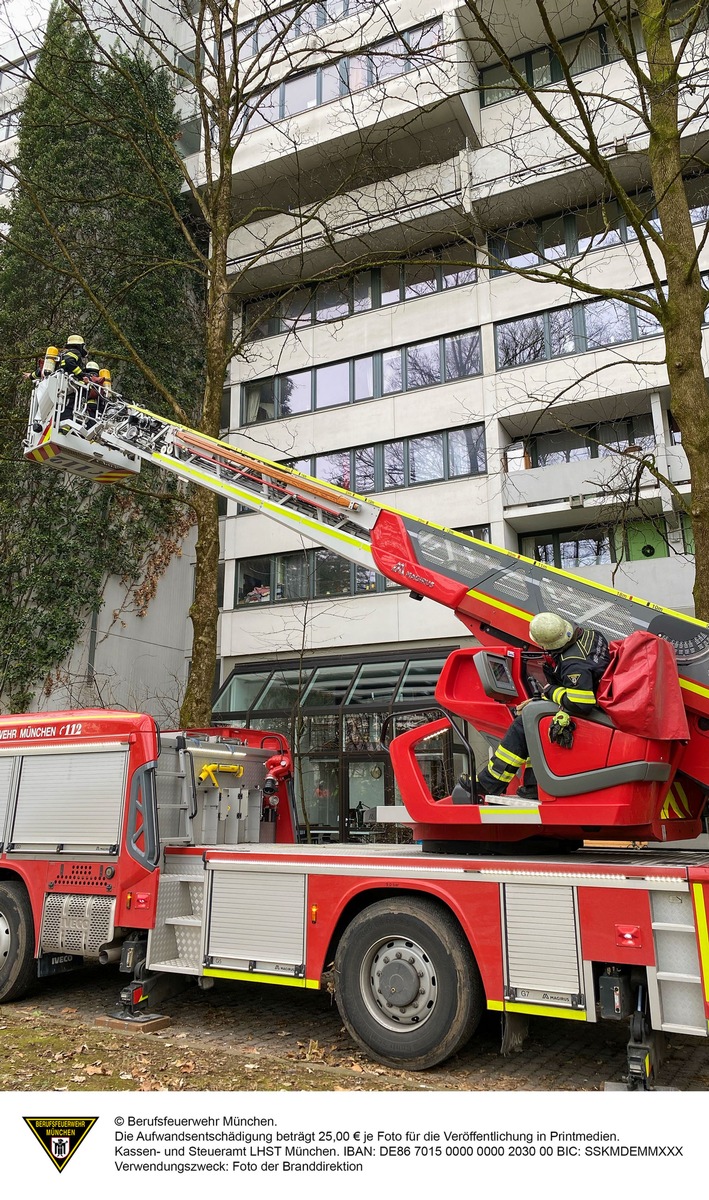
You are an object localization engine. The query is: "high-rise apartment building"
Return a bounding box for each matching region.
[169,0,701,840]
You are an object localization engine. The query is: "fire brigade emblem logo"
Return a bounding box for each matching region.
[567,673,581,685]
[23,1116,98,1172]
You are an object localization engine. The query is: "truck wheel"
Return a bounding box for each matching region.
[0,882,36,1003]
[334,897,484,1070]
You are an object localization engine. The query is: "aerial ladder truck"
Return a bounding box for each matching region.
[6,369,709,1085]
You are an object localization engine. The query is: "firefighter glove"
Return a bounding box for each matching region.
[548,709,575,750]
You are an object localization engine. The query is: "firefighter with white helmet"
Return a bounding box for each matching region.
[529,611,574,651]
[476,611,610,804]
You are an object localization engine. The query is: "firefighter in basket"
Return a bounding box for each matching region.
[475,612,610,805]
[57,333,89,381]
[84,360,108,423]
[56,333,90,423]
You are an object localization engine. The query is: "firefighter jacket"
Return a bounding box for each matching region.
[542,627,610,715]
[57,348,86,380]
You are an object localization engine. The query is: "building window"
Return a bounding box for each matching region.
[176,115,201,156]
[477,11,709,105]
[489,223,540,272]
[242,378,275,422]
[409,433,445,484]
[236,555,273,603]
[404,261,438,299]
[447,427,487,476]
[405,339,441,389]
[241,241,476,340]
[236,1,372,64]
[242,328,482,422]
[0,111,20,140]
[506,414,655,469]
[459,524,492,542]
[520,518,670,568]
[314,548,351,597]
[279,370,312,416]
[584,297,633,349]
[495,313,546,367]
[0,62,26,92]
[314,450,351,487]
[316,278,350,321]
[315,361,349,408]
[489,190,660,273]
[244,19,443,130]
[494,291,667,370]
[234,549,392,607]
[286,424,487,495]
[575,202,622,253]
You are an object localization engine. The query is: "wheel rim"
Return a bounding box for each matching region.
[360,933,438,1032]
[0,908,11,964]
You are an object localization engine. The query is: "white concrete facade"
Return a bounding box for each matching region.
[32,531,196,726]
[203,0,701,689]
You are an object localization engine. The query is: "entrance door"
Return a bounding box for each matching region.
[345,759,388,842]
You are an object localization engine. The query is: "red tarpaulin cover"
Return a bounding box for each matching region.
[596,631,689,741]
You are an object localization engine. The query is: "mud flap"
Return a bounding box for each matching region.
[500,1012,529,1055]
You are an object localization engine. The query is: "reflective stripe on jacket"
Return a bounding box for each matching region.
[543,627,610,715]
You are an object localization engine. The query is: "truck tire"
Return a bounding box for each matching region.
[334,897,484,1070]
[0,881,36,1003]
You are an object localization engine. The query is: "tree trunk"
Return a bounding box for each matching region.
[639,0,709,618]
[180,482,219,726]
[179,180,233,726]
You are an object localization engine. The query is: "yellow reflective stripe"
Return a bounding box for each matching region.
[660,786,692,820]
[203,968,320,989]
[486,761,515,782]
[679,677,709,700]
[564,689,595,703]
[154,453,371,556]
[552,686,566,704]
[466,588,532,622]
[495,746,526,767]
[487,999,586,1021]
[692,883,709,1004]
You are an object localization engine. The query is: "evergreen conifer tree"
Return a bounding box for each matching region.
[0,2,202,711]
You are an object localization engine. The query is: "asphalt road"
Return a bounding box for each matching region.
[5,963,709,1092]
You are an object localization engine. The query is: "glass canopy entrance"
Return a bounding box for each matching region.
[213,647,465,842]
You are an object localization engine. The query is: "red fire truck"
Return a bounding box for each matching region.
[8,372,709,1087]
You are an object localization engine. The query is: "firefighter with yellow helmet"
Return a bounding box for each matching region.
[476,611,610,804]
[57,333,88,381]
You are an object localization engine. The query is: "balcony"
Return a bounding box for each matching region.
[226,156,469,291]
[465,28,709,228]
[187,12,479,207]
[666,444,691,493]
[565,556,696,616]
[502,455,663,534]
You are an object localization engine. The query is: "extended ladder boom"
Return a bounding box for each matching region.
[24,373,709,734]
